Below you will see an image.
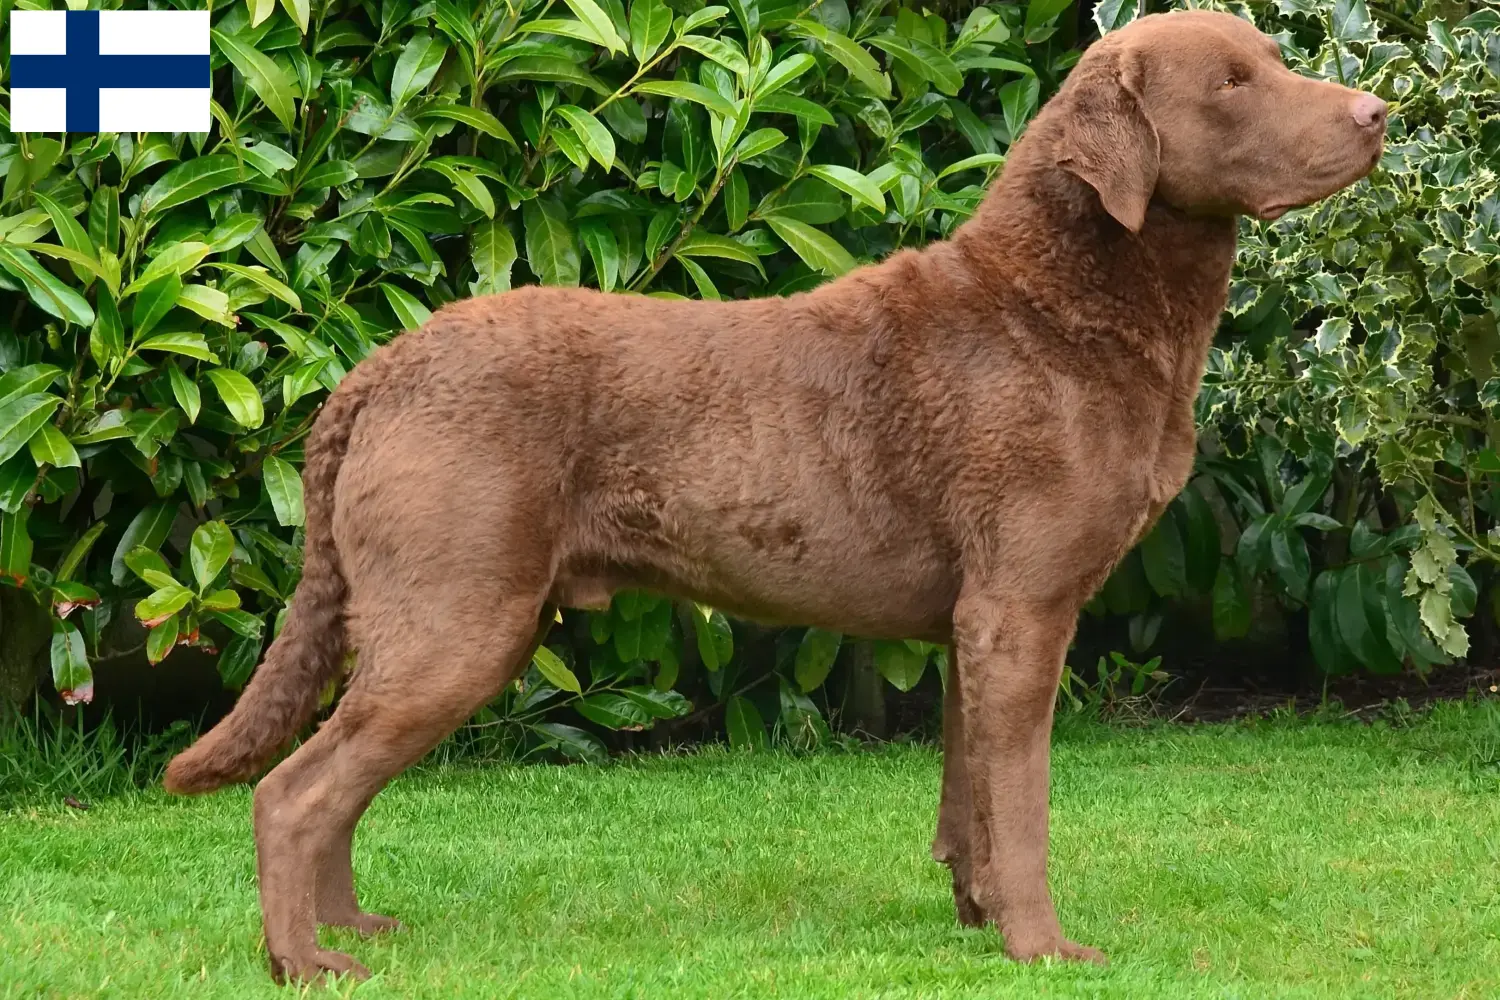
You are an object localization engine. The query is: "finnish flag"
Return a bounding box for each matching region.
[9,10,211,133]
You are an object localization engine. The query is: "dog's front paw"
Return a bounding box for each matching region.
[269,947,371,984]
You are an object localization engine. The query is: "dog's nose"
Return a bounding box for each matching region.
[1351,93,1387,130]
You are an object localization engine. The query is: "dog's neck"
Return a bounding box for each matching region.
[949,121,1238,361]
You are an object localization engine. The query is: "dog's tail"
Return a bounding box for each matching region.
[163,365,377,796]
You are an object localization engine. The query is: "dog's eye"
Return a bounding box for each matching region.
[1219,77,1240,91]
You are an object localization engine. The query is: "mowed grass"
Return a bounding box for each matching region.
[5,704,1500,999]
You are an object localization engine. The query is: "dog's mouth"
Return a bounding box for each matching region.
[1254,143,1384,222]
[1255,202,1296,220]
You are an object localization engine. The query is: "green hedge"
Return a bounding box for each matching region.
[0,0,1496,758]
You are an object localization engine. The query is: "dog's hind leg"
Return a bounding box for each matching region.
[932,645,987,927]
[311,603,558,937]
[252,590,556,984]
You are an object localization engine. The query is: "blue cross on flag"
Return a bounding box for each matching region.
[9,10,211,133]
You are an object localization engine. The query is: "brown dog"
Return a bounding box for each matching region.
[164,10,1386,982]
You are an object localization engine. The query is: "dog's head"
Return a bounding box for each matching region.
[1053,10,1386,232]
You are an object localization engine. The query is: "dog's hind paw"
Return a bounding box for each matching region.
[269,948,371,984]
[1004,934,1108,966]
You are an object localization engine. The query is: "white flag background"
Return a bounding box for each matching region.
[9,10,211,133]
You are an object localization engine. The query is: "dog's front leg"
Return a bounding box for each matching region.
[952,590,1105,964]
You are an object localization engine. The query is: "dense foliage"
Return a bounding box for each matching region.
[0,0,1084,757]
[0,0,1495,759]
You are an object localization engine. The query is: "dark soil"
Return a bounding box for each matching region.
[1160,657,1500,723]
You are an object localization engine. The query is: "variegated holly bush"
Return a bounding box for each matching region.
[0,0,1086,757]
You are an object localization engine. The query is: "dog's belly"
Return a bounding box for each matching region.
[556,488,959,641]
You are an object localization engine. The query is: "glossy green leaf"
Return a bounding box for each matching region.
[205,369,265,429]
[794,627,842,692]
[554,106,617,172]
[51,619,92,705]
[381,282,434,330]
[0,394,64,467]
[55,521,108,583]
[579,218,621,292]
[677,34,750,78]
[764,215,854,276]
[27,424,80,469]
[523,198,581,287]
[787,20,890,99]
[136,331,218,363]
[212,30,299,130]
[32,190,98,286]
[0,246,95,326]
[873,639,926,691]
[0,366,63,409]
[140,154,244,216]
[391,32,449,108]
[472,219,519,295]
[146,615,181,665]
[131,274,184,340]
[209,263,302,310]
[562,0,629,52]
[533,644,583,694]
[218,634,263,689]
[176,285,234,326]
[1270,523,1311,602]
[262,454,305,527]
[577,691,653,729]
[417,104,517,146]
[866,34,963,96]
[0,507,32,586]
[693,606,733,670]
[189,520,234,593]
[136,582,194,626]
[631,81,739,118]
[724,695,767,749]
[806,164,885,212]
[753,93,836,125]
[629,0,673,63]
[937,153,1005,180]
[758,54,815,98]
[281,0,311,32]
[125,242,213,295]
[1336,563,1403,674]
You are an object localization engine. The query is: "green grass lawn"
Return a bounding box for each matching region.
[4,703,1500,999]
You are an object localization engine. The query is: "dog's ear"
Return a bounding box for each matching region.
[1055,46,1160,233]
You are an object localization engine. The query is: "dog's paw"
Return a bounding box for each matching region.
[324,912,403,937]
[270,948,371,984]
[1003,933,1108,966]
